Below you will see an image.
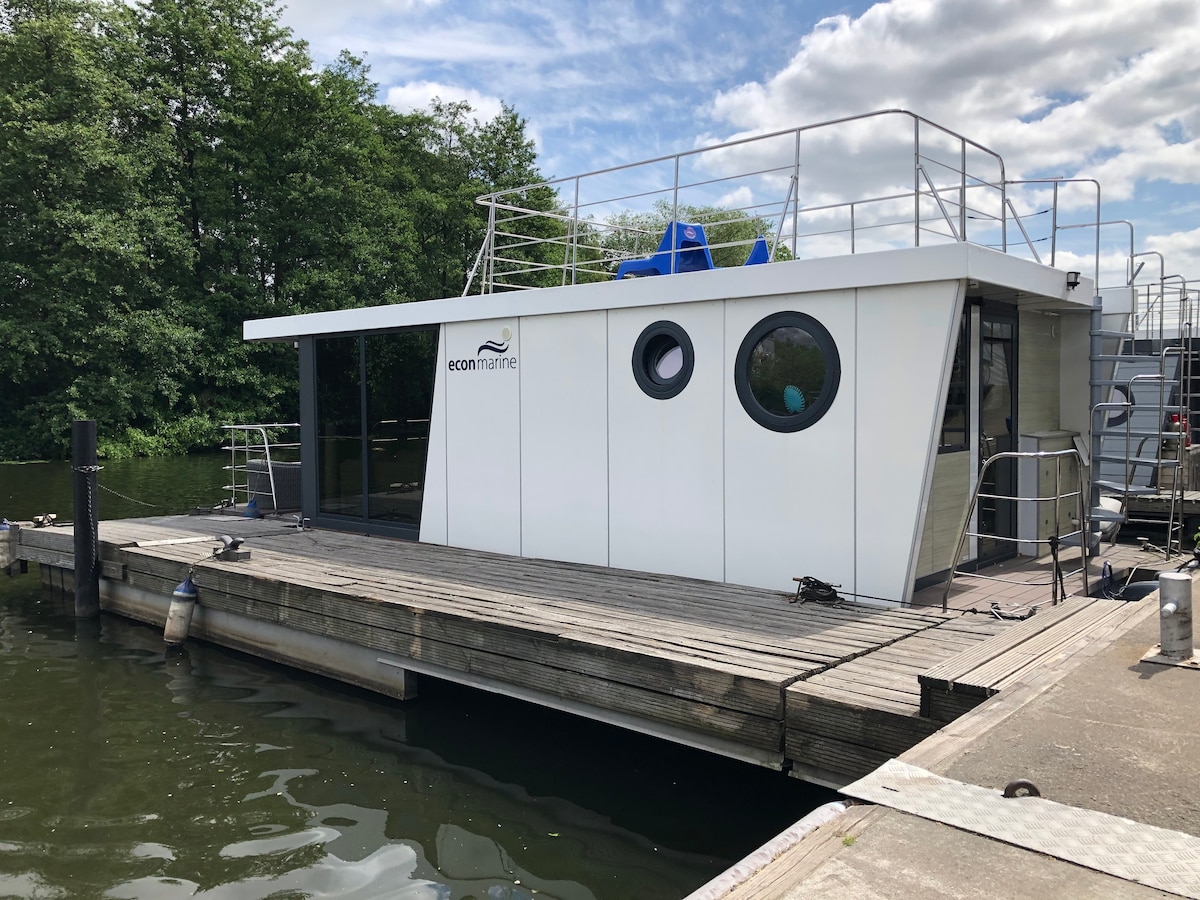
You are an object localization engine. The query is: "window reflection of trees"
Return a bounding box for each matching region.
[315,329,439,530]
[748,328,825,417]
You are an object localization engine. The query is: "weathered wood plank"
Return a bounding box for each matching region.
[120,545,937,673]
[785,731,895,782]
[126,567,794,723]
[919,599,1098,691]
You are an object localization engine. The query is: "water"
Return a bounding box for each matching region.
[0,457,837,898]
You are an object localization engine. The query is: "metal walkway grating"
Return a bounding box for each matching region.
[845,759,1200,898]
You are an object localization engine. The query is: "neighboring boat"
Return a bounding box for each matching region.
[244,109,1183,607]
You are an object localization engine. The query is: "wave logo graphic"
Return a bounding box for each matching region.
[449,327,517,372]
[477,326,513,356]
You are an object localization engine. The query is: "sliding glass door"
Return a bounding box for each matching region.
[313,328,439,537]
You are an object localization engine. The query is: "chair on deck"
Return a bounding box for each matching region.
[743,235,770,266]
[616,222,715,279]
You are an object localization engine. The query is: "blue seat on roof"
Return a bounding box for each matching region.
[615,222,715,279]
[743,235,770,266]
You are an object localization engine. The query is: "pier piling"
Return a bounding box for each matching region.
[72,420,100,618]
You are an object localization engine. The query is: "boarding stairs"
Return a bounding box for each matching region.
[1089,287,1198,560]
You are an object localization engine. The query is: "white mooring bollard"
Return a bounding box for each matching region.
[1158,572,1194,660]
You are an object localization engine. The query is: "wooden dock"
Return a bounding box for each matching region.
[1128,489,1200,528]
[11,515,1141,788]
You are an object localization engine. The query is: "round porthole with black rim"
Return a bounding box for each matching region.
[632,321,695,400]
[735,311,840,432]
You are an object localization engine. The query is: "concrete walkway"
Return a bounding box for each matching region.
[693,579,1200,899]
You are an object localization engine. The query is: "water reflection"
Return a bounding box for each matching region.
[0,579,832,899]
[1,455,836,898]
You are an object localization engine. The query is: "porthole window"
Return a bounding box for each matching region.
[735,311,840,432]
[633,321,695,399]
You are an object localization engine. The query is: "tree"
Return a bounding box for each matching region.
[0,0,556,459]
[0,0,191,458]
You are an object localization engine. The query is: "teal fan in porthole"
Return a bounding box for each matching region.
[783,385,806,414]
[734,311,841,433]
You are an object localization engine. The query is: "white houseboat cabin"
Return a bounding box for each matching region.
[244,110,1135,608]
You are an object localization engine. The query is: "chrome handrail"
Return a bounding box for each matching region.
[465,109,1017,295]
[221,423,300,512]
[942,449,1089,610]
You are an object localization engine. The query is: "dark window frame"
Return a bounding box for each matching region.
[310,326,440,540]
[734,311,841,433]
[939,310,971,453]
[632,320,695,400]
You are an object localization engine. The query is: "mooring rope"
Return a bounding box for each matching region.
[97,482,181,511]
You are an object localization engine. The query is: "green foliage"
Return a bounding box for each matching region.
[0,0,548,459]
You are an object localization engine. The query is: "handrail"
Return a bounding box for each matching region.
[221,423,300,512]
[468,109,1014,294]
[942,449,1089,611]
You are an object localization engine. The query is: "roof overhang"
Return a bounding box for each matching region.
[243,242,1095,342]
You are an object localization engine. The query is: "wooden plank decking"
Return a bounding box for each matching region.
[11,514,1135,787]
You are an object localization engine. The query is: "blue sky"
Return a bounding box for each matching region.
[277,0,1200,289]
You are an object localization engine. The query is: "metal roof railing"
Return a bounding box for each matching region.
[463,108,1104,297]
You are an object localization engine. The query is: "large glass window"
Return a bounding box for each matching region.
[314,328,439,535]
[940,312,970,452]
[316,336,364,517]
[366,331,438,525]
[734,312,840,432]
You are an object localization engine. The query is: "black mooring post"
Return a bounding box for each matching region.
[72,420,100,618]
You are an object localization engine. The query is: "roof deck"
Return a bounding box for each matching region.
[466,108,1102,296]
[245,109,1101,343]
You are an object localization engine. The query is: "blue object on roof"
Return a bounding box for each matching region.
[616,222,715,279]
[744,235,770,266]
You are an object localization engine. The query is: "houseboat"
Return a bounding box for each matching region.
[243,109,1139,606]
[17,109,1190,785]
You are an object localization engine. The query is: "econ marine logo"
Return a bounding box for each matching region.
[448,326,518,372]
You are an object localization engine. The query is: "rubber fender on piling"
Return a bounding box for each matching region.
[164,576,198,645]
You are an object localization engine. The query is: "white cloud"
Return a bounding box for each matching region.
[709,0,1200,188]
[700,0,1200,276]
[385,81,505,123]
[276,0,1200,279]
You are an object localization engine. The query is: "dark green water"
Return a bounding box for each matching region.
[0,457,836,899]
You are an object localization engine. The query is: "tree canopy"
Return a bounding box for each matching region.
[0,0,552,459]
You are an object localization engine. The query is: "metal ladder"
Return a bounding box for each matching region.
[941,448,1089,610]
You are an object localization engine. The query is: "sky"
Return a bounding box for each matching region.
[276,0,1200,292]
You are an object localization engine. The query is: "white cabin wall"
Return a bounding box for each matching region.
[520,311,609,566]
[724,291,857,594]
[443,318,522,555]
[854,282,962,603]
[608,303,725,581]
[418,324,449,544]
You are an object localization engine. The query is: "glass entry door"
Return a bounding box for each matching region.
[314,328,439,537]
[976,307,1017,564]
